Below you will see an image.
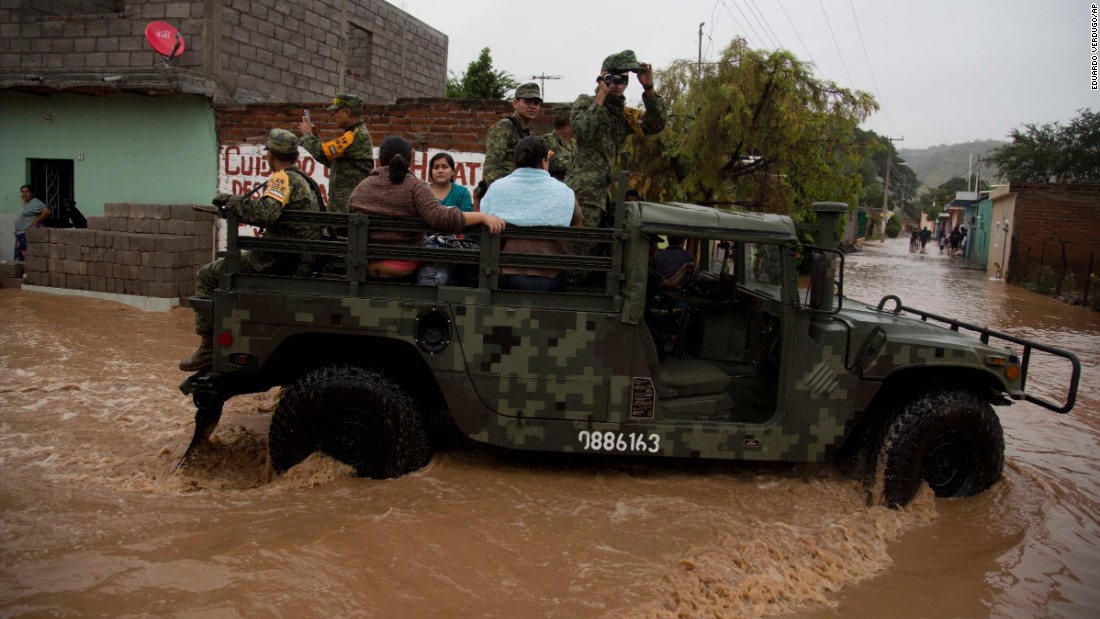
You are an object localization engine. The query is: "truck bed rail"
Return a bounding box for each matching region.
[876,295,1080,413]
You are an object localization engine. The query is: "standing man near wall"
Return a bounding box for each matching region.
[14,185,50,261]
[481,82,542,192]
[298,93,374,213]
[543,104,575,182]
[566,50,666,232]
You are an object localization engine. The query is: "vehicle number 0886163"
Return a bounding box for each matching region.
[577,430,660,454]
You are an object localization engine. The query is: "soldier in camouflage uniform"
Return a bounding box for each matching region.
[482,82,542,189]
[298,93,374,213]
[566,50,666,233]
[179,129,320,373]
[542,103,575,181]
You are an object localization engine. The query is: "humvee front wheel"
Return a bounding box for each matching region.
[873,389,1004,508]
[268,365,430,478]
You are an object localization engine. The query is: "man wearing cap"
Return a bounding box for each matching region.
[542,103,575,181]
[180,129,320,373]
[482,82,542,189]
[566,50,666,233]
[298,93,374,213]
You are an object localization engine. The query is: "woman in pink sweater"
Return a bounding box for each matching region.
[349,136,505,278]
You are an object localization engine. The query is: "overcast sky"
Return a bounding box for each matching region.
[399,0,1097,149]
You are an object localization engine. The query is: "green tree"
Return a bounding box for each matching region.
[446,48,519,100]
[631,38,878,221]
[988,108,1100,182]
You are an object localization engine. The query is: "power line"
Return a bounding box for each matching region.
[721,0,766,49]
[816,0,857,87]
[848,0,899,134]
[776,0,816,66]
[746,0,786,50]
[733,0,777,48]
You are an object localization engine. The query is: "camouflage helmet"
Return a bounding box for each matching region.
[264,128,299,156]
[326,93,364,111]
[602,50,641,73]
[552,103,573,123]
[513,82,542,101]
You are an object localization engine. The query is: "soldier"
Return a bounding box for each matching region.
[566,50,666,232]
[179,129,320,373]
[542,103,575,181]
[481,82,542,190]
[298,93,374,213]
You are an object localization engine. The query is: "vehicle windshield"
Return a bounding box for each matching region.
[743,242,783,298]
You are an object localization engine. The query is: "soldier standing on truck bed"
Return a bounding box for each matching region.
[566,50,666,233]
[179,129,320,373]
[298,93,374,214]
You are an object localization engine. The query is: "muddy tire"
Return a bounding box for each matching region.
[268,365,430,478]
[873,389,1004,508]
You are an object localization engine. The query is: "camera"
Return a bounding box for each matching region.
[598,73,630,86]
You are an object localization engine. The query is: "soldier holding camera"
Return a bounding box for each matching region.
[565,50,666,235]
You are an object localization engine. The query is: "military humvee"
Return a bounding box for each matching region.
[180,195,1079,507]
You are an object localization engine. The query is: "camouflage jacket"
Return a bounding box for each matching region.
[542,131,575,181]
[228,167,320,270]
[483,115,531,187]
[300,120,375,214]
[565,92,666,207]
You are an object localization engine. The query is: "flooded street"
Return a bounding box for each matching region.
[1,236,1097,618]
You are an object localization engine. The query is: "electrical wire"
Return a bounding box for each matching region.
[816,0,857,88]
[848,0,899,134]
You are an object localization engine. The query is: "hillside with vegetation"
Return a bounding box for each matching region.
[899,140,1006,190]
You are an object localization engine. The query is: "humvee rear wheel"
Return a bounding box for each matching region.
[268,365,430,478]
[873,389,1004,508]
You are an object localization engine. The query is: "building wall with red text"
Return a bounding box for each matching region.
[215,98,567,202]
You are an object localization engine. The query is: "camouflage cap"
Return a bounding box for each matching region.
[326,93,364,110]
[552,103,573,122]
[264,128,299,156]
[513,82,542,101]
[602,50,641,73]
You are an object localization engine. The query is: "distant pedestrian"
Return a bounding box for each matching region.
[918,226,931,252]
[950,226,962,255]
[14,185,50,261]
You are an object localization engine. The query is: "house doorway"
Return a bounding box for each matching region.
[27,159,75,224]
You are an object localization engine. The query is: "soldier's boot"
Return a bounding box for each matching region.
[179,335,214,373]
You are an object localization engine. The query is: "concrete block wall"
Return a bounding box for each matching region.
[0,0,206,71]
[0,261,25,288]
[21,204,212,300]
[1,0,446,104]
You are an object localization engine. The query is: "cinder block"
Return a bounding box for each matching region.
[132,235,156,252]
[0,262,25,278]
[87,217,110,231]
[139,265,156,281]
[148,252,181,268]
[1,277,23,289]
[169,204,200,221]
[146,281,178,298]
[25,227,48,243]
[23,256,46,272]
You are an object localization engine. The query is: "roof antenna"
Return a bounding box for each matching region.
[144,21,186,68]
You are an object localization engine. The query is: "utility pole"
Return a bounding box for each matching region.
[528,74,562,97]
[698,22,705,77]
[877,135,903,242]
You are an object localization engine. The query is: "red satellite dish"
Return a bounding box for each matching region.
[144,21,185,60]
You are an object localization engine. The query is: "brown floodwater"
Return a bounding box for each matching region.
[1,237,1097,618]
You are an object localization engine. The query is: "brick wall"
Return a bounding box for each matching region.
[1009,183,1100,289]
[1,0,446,104]
[21,204,212,299]
[215,97,564,154]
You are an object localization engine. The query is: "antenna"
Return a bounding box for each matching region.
[528,74,563,96]
[144,21,186,67]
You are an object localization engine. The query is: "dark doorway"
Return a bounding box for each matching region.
[28,159,75,223]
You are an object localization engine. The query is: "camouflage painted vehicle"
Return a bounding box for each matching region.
[180,197,1080,507]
